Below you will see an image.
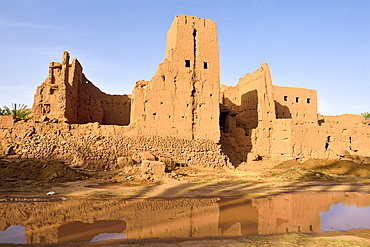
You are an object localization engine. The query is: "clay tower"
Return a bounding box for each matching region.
[131,15,220,142]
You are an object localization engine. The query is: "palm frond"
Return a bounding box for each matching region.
[361,112,370,120]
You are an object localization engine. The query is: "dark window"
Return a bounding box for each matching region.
[284,96,288,101]
[185,60,190,67]
[296,97,299,103]
[50,88,55,95]
[307,98,311,104]
[204,62,208,69]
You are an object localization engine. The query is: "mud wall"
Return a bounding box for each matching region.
[220,64,275,163]
[220,63,370,165]
[0,117,230,169]
[273,85,317,124]
[32,52,131,126]
[131,15,220,142]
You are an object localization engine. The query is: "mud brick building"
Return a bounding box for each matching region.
[30,15,370,164]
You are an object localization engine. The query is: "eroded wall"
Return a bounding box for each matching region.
[273,86,317,124]
[131,15,220,142]
[220,63,370,164]
[32,52,131,126]
[220,64,275,162]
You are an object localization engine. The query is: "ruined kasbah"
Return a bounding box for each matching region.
[1,15,369,170]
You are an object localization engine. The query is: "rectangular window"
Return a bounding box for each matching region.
[203,62,208,69]
[284,96,288,101]
[296,97,299,103]
[307,98,311,104]
[185,60,190,67]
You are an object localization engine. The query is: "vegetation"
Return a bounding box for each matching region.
[361,112,370,120]
[0,103,33,120]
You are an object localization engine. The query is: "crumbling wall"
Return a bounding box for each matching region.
[220,63,370,164]
[131,15,220,142]
[32,52,131,125]
[273,86,317,124]
[220,64,275,163]
[0,119,230,169]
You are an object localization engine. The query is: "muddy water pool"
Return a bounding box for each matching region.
[0,192,370,244]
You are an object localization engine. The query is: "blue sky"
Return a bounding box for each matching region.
[0,0,369,116]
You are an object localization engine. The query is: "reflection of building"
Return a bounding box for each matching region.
[31,15,370,163]
[1,193,370,243]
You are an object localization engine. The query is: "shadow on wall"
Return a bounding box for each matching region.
[274,101,292,119]
[219,90,259,167]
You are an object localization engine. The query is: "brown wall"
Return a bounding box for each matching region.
[131,15,220,142]
[273,85,317,124]
[32,52,131,126]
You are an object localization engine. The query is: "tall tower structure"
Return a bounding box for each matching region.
[131,15,220,142]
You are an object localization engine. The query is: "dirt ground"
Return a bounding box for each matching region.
[1,157,370,246]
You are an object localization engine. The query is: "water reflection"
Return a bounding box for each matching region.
[320,203,370,232]
[0,225,26,244]
[0,192,369,243]
[58,220,126,242]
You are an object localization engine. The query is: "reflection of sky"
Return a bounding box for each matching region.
[91,233,126,242]
[320,203,370,232]
[0,225,26,244]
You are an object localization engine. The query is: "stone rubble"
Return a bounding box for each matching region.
[0,119,232,172]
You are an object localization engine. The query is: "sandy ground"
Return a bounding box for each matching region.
[1,158,370,246]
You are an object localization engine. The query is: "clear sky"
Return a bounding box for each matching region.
[0,0,369,116]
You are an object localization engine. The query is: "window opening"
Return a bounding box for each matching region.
[185,60,190,67]
[307,98,311,104]
[296,97,299,103]
[49,88,55,95]
[284,96,288,101]
[193,22,195,28]
[203,62,208,69]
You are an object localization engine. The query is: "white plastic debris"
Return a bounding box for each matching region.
[46,191,56,196]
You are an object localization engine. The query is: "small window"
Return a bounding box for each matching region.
[307,98,311,104]
[284,96,288,101]
[185,60,190,67]
[296,97,299,103]
[50,88,55,95]
[203,62,208,69]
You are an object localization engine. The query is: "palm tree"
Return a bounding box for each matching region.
[361,112,370,120]
[1,103,33,120]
